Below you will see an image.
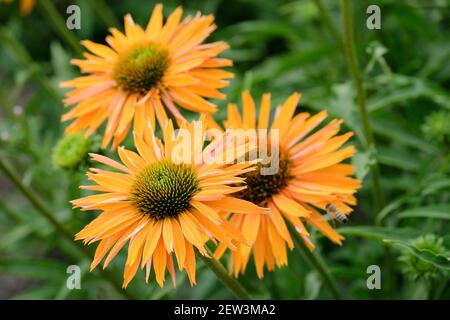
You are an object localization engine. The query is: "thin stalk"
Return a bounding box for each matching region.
[90,0,120,28]
[0,157,135,300]
[383,245,395,298]
[0,28,62,102]
[289,224,342,300]
[313,0,344,52]
[0,198,84,261]
[197,248,252,300]
[0,87,15,118]
[340,0,383,214]
[269,272,281,299]
[435,279,449,299]
[0,198,22,224]
[37,0,83,55]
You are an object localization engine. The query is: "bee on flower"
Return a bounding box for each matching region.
[207,91,361,278]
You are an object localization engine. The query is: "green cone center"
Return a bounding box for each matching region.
[113,42,170,95]
[130,160,200,220]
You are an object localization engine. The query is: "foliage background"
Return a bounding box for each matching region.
[0,0,449,299]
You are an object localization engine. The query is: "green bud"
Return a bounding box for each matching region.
[52,132,90,170]
[399,234,448,282]
[422,110,450,143]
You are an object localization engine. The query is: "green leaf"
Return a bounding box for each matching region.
[352,147,377,181]
[372,118,436,153]
[250,46,337,84]
[304,271,321,300]
[12,285,59,300]
[327,82,359,135]
[0,259,67,283]
[220,21,301,45]
[54,260,90,300]
[385,239,450,270]
[377,147,420,171]
[368,74,450,112]
[397,205,450,220]
[338,227,450,270]
[421,179,450,196]
[338,226,423,242]
[375,195,410,224]
[0,225,32,252]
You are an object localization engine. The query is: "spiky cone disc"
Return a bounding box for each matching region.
[61,3,233,149]
[72,119,268,288]
[208,91,361,278]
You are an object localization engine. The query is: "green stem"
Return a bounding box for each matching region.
[0,87,15,118]
[0,28,62,102]
[90,0,120,28]
[340,0,383,214]
[197,248,252,300]
[313,0,344,52]
[0,197,84,261]
[0,157,135,300]
[268,272,281,299]
[289,224,342,300]
[0,198,22,225]
[37,0,83,55]
[383,245,395,298]
[340,1,392,295]
[435,279,449,299]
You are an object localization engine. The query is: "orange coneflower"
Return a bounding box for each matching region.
[210,91,361,278]
[61,3,233,149]
[72,119,266,288]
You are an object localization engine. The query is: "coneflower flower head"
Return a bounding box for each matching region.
[72,119,267,288]
[61,4,233,149]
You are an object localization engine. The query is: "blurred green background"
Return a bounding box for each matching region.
[0,0,449,299]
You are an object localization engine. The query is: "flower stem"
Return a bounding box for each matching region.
[197,248,252,300]
[313,0,344,52]
[37,0,83,55]
[339,1,394,296]
[0,157,136,299]
[340,0,383,214]
[289,224,342,300]
[0,28,62,102]
[90,0,121,28]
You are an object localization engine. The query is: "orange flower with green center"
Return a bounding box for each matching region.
[209,91,361,278]
[72,119,266,288]
[61,4,233,149]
